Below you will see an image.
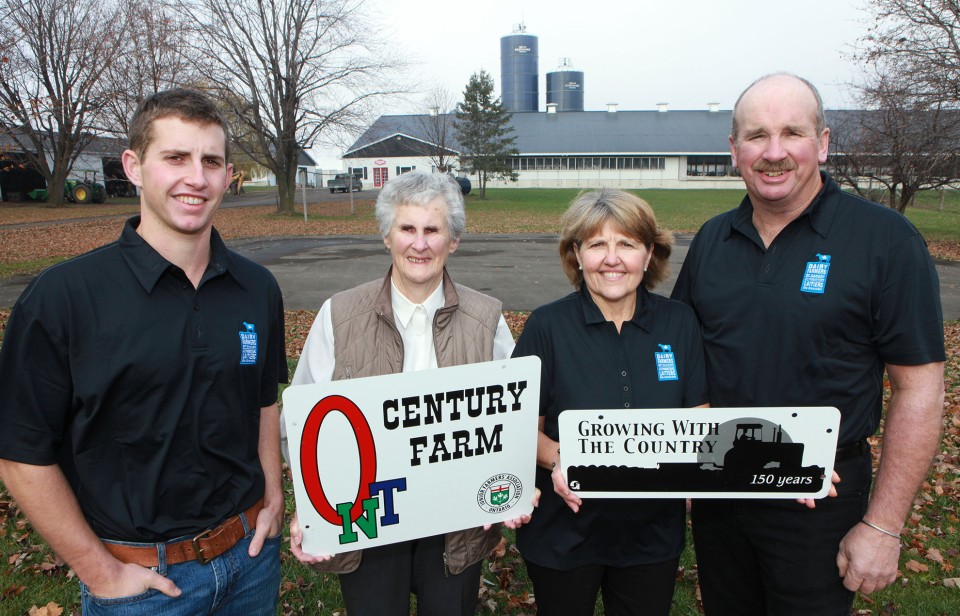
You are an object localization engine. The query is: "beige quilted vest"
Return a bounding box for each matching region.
[312,268,503,575]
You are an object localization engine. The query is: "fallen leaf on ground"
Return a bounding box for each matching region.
[28,603,63,616]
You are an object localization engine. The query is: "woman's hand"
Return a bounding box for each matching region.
[502,488,542,529]
[537,424,581,513]
[289,511,333,564]
[797,470,841,509]
[551,464,583,513]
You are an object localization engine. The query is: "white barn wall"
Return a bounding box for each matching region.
[70,152,107,181]
[484,156,745,189]
[345,155,437,188]
[344,153,746,190]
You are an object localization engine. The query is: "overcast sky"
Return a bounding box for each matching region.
[312,0,872,166]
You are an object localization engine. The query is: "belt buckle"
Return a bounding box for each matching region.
[192,528,214,565]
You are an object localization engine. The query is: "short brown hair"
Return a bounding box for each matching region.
[128,89,230,161]
[558,189,673,290]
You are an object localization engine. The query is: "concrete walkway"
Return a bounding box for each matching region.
[2,233,958,320]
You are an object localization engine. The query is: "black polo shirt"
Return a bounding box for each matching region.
[671,173,944,446]
[512,285,708,569]
[0,217,288,541]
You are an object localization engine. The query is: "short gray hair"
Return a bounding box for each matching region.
[731,72,826,143]
[375,171,466,239]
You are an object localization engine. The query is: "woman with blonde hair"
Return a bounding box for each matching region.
[513,188,708,615]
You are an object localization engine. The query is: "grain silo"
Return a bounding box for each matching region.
[500,23,538,112]
[546,58,584,112]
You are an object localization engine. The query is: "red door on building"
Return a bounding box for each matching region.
[374,167,389,188]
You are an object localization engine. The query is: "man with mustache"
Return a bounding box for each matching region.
[671,73,945,614]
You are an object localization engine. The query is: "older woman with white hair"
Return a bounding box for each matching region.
[288,171,517,616]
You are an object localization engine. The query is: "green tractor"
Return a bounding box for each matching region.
[26,175,107,204]
[65,178,106,204]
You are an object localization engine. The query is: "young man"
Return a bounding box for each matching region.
[672,73,945,614]
[0,89,287,614]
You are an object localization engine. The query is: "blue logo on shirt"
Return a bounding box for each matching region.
[800,253,831,294]
[239,322,258,365]
[655,344,678,382]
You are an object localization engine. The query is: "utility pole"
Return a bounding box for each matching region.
[348,167,355,216]
[301,168,308,222]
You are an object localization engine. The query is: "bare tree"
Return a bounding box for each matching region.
[96,0,199,138]
[830,69,960,212]
[0,0,121,207]
[859,0,960,105]
[215,89,270,190]
[411,87,460,173]
[178,0,406,213]
[841,2,960,211]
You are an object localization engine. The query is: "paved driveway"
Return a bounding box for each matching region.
[226,233,960,319]
[2,233,958,320]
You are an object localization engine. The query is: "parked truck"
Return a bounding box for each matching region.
[326,173,362,193]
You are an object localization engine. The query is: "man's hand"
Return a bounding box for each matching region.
[0,461,182,599]
[248,500,284,558]
[836,521,901,594]
[836,361,944,593]
[250,402,284,558]
[86,560,181,599]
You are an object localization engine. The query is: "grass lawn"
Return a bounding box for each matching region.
[462,188,745,234]
[0,188,958,615]
[463,187,960,242]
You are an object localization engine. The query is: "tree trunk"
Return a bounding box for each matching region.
[276,162,298,213]
[897,187,916,213]
[46,164,69,208]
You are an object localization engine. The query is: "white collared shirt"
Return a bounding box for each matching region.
[291,282,516,387]
[390,279,444,372]
[283,279,516,463]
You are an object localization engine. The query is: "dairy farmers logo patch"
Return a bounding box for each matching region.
[239,322,258,365]
[655,344,679,382]
[477,474,523,513]
[800,253,831,294]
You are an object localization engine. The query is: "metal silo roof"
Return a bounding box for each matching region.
[347,110,735,157]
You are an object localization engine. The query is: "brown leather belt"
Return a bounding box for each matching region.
[103,499,263,567]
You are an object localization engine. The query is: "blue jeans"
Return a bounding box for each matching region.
[81,516,281,616]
